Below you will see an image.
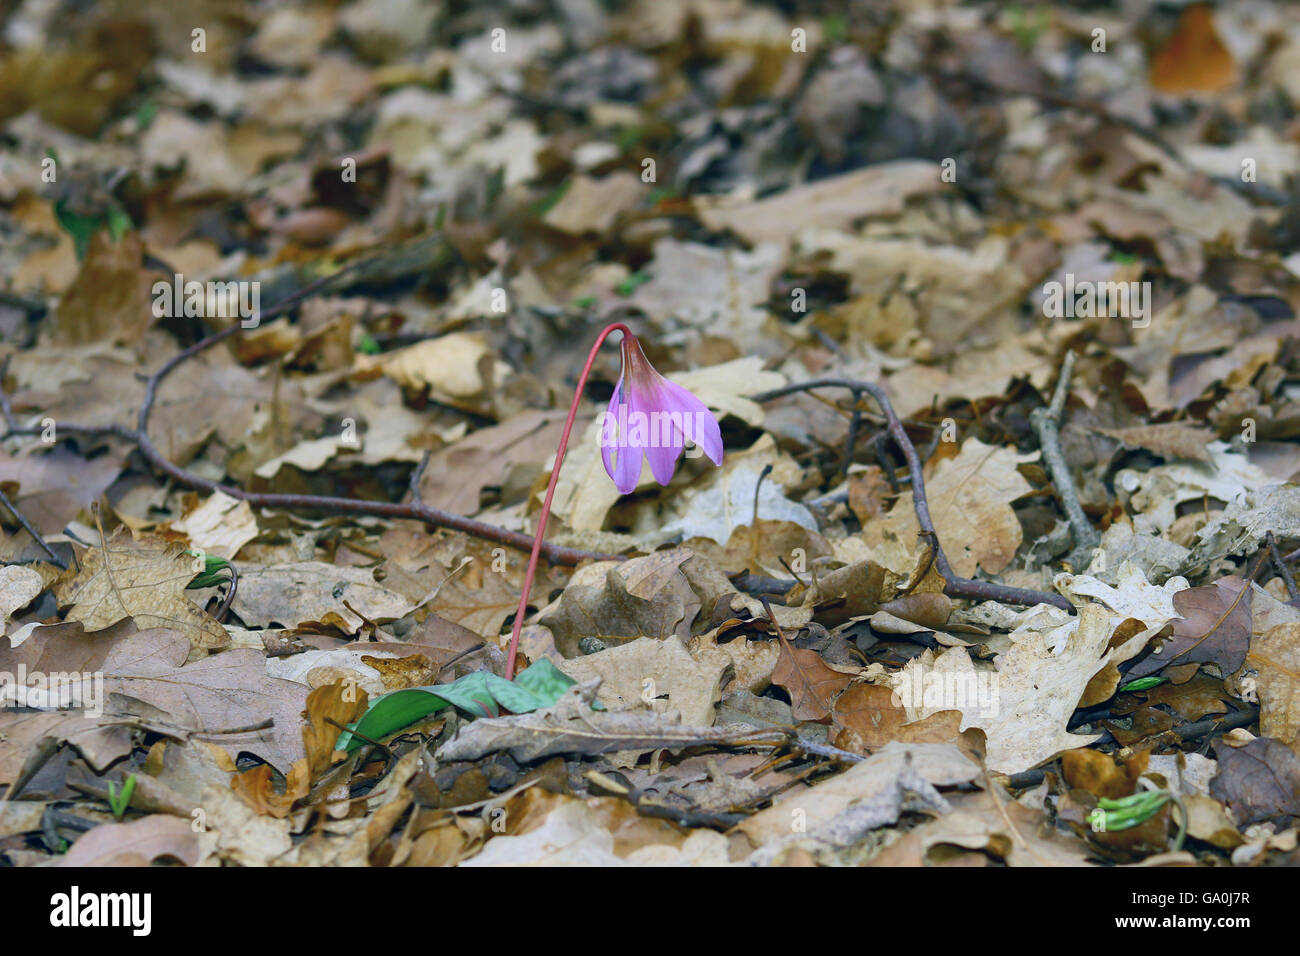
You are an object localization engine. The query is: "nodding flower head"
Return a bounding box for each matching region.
[598,335,723,494]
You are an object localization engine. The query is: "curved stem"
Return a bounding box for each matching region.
[504,322,632,679]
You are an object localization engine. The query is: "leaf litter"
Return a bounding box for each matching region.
[1,0,1300,869]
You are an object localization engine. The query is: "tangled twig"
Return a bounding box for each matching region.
[9,264,1073,609]
[1030,350,1099,567]
[0,261,617,568]
[754,378,1072,611]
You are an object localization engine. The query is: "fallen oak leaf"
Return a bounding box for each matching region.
[1127,575,1252,679]
[1250,623,1300,743]
[877,592,953,631]
[0,565,44,631]
[1149,3,1237,94]
[558,637,727,726]
[1210,737,1300,827]
[770,617,852,722]
[102,629,307,771]
[303,680,369,777]
[831,682,963,754]
[1092,423,1214,463]
[52,814,201,867]
[232,761,310,819]
[53,528,229,654]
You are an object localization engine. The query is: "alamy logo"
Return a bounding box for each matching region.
[598,402,713,450]
[1042,273,1150,328]
[152,273,261,328]
[890,666,999,717]
[50,887,151,936]
[0,666,103,718]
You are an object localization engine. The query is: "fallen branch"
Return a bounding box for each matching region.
[6,271,1085,603]
[1030,350,1099,567]
[753,378,1072,611]
[0,485,65,569]
[0,257,618,568]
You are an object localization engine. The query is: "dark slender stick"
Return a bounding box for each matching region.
[1266,532,1300,602]
[1030,351,1098,563]
[842,387,865,478]
[752,463,772,524]
[754,379,1072,611]
[0,486,65,568]
[407,449,432,504]
[0,262,618,569]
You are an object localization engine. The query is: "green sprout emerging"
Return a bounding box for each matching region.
[1118,675,1166,693]
[107,774,136,820]
[1087,789,1169,832]
[185,550,232,590]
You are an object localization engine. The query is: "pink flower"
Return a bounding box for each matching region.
[599,335,723,494]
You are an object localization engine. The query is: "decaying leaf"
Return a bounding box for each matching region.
[1127,575,1252,679]
[1251,623,1300,742]
[899,605,1117,774]
[54,530,229,654]
[1210,737,1300,827]
[864,438,1036,578]
[770,629,852,722]
[53,814,202,867]
[438,680,774,763]
[539,550,698,658]
[557,636,727,726]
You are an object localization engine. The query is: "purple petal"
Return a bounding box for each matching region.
[653,379,724,466]
[610,385,643,494]
[644,438,681,486]
[600,376,622,484]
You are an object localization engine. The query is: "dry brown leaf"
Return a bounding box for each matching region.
[830,682,963,754]
[1061,748,1149,800]
[1127,575,1251,679]
[543,172,644,236]
[54,529,229,654]
[1251,623,1300,742]
[696,160,942,245]
[379,331,510,416]
[539,550,699,658]
[232,761,310,818]
[50,232,153,346]
[53,814,201,867]
[1094,423,1214,463]
[1149,4,1237,94]
[0,564,43,631]
[102,629,307,771]
[1210,737,1300,827]
[232,561,413,631]
[558,636,727,726]
[771,631,851,722]
[170,491,259,559]
[303,679,369,777]
[864,438,1035,578]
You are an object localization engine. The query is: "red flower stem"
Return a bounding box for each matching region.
[504,322,632,680]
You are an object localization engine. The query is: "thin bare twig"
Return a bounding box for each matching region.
[407,449,432,504]
[1266,531,1300,602]
[842,386,865,478]
[0,486,65,568]
[0,256,618,568]
[1030,351,1099,566]
[753,378,1072,611]
[752,463,772,524]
